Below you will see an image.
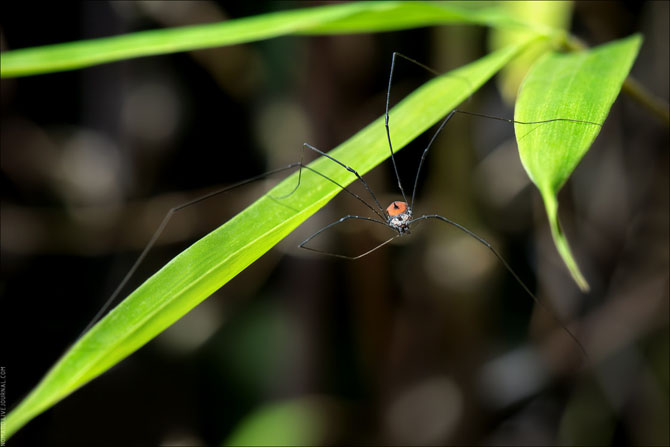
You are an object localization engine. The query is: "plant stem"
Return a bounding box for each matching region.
[621,76,670,126]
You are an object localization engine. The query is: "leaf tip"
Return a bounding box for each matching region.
[541,189,590,292]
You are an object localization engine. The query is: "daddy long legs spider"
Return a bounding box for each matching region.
[4,8,666,444]
[78,52,601,358]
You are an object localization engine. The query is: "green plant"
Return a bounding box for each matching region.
[1,1,649,440]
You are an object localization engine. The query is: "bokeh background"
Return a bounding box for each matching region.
[2,1,668,445]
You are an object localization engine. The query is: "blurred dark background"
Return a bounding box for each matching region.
[1,1,668,445]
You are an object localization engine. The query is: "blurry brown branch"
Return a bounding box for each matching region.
[621,76,670,126]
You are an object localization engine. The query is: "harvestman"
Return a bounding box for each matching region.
[83,53,602,356]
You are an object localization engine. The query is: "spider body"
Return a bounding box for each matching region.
[386,201,412,234]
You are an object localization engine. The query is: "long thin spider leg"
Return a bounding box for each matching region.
[78,162,303,339]
[409,109,603,210]
[410,214,589,360]
[270,146,305,200]
[299,165,386,221]
[410,109,458,210]
[299,215,397,260]
[84,131,402,337]
[407,108,602,210]
[386,52,602,211]
[385,52,409,205]
[384,52,476,212]
[388,53,602,129]
[383,53,475,205]
[451,109,603,128]
[303,143,386,216]
[271,143,385,220]
[392,52,475,96]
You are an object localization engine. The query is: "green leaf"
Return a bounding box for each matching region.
[515,34,642,291]
[224,397,329,446]
[0,1,535,78]
[3,36,538,440]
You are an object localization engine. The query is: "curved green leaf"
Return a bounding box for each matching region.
[3,37,538,440]
[0,1,535,78]
[515,34,642,290]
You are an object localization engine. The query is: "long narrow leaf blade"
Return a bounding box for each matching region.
[1,1,532,78]
[515,34,642,290]
[3,37,539,439]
